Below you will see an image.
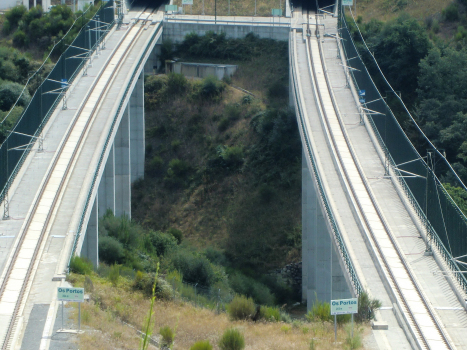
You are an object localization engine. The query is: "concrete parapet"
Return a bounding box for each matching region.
[167,61,237,80]
[163,22,290,42]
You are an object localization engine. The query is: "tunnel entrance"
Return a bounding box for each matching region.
[292,0,337,12]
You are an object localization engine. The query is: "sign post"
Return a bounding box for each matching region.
[57,287,85,332]
[331,298,358,342]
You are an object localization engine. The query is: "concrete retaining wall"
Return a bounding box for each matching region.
[163,21,290,42]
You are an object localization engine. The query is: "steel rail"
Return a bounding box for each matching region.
[306,16,455,350]
[0,9,155,349]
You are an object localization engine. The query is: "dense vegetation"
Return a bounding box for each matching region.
[0,3,101,143]
[349,0,467,210]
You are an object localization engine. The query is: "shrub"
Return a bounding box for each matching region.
[167,72,187,94]
[260,306,280,322]
[218,328,245,350]
[5,5,27,27]
[170,250,215,286]
[345,324,363,350]
[69,255,93,274]
[167,227,183,244]
[167,158,191,178]
[218,117,230,132]
[148,155,163,174]
[305,298,332,322]
[190,340,213,350]
[443,3,459,22]
[229,272,275,306]
[226,103,242,121]
[227,295,255,320]
[13,30,28,48]
[355,292,381,322]
[200,75,225,99]
[108,264,120,286]
[2,19,11,35]
[0,82,30,111]
[149,231,177,256]
[98,236,125,264]
[160,326,175,347]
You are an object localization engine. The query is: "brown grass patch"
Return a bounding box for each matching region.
[69,274,370,350]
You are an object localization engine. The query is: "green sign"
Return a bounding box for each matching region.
[165,4,178,12]
[182,0,193,4]
[57,287,84,302]
[271,9,283,16]
[331,298,358,315]
[342,0,354,5]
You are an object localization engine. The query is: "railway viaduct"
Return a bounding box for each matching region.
[1,0,467,349]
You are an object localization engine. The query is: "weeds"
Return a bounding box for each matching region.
[140,263,159,350]
[160,325,175,348]
[69,256,93,275]
[227,295,255,320]
[218,328,245,350]
[190,340,213,350]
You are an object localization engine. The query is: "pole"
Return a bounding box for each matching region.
[351,313,354,338]
[215,0,217,24]
[62,300,64,330]
[78,302,81,331]
[334,315,337,341]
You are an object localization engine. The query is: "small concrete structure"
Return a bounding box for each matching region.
[166,61,237,80]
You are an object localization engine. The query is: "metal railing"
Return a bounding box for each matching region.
[69,22,164,266]
[0,1,115,215]
[290,31,363,296]
[339,9,467,293]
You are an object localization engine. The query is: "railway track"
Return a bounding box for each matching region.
[0,8,157,349]
[293,10,456,350]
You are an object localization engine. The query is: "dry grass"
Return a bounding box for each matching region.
[356,0,452,22]
[172,0,285,17]
[68,274,370,350]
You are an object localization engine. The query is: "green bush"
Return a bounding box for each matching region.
[190,340,213,350]
[218,328,245,350]
[5,5,27,28]
[228,272,275,306]
[108,264,120,286]
[305,299,332,322]
[443,3,459,22]
[2,19,11,35]
[227,295,255,320]
[148,155,164,174]
[167,158,191,178]
[160,326,175,347]
[167,227,183,244]
[133,272,174,299]
[225,103,242,121]
[355,292,381,322]
[170,250,215,286]
[149,231,177,256]
[69,255,93,274]
[0,82,31,111]
[260,306,280,322]
[98,236,125,265]
[12,30,28,48]
[218,117,230,132]
[167,72,187,94]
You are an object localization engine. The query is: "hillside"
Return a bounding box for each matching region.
[132,33,301,274]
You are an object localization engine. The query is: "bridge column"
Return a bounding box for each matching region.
[114,105,131,219]
[302,149,350,309]
[81,195,99,268]
[130,71,145,182]
[98,144,115,217]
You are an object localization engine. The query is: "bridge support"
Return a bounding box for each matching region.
[302,149,351,309]
[115,105,131,219]
[130,71,145,182]
[82,195,99,268]
[98,144,116,216]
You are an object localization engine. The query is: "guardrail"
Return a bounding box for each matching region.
[69,22,164,267]
[0,1,115,215]
[289,30,363,296]
[339,9,467,294]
